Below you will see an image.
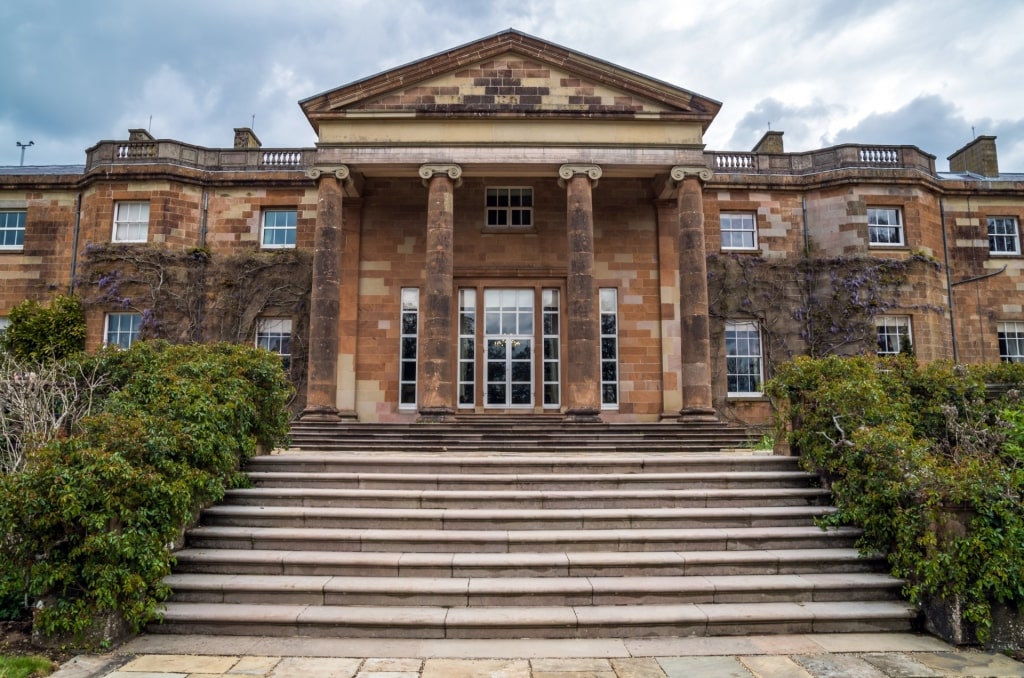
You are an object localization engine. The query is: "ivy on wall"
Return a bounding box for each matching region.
[707,250,945,395]
[76,244,313,406]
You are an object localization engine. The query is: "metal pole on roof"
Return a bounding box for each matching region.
[16,140,34,166]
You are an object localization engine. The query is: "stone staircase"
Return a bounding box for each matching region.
[151,423,918,638]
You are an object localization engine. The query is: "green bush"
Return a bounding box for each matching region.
[0,295,86,362]
[768,356,1024,641]
[0,341,292,644]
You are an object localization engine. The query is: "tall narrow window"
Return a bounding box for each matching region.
[458,289,476,407]
[485,187,533,228]
[105,313,142,348]
[875,315,912,356]
[0,210,26,250]
[998,321,1024,363]
[868,207,904,246]
[988,217,1020,255]
[112,201,149,243]
[399,288,419,407]
[720,212,757,250]
[600,288,619,408]
[542,288,561,408]
[256,318,292,370]
[726,320,763,396]
[261,209,297,248]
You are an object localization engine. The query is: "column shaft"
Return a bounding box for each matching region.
[656,199,683,416]
[564,173,601,420]
[678,175,716,420]
[302,174,343,420]
[418,173,456,419]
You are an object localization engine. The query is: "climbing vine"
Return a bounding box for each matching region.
[707,250,944,385]
[76,245,312,405]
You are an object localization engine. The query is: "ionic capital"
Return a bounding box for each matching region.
[670,166,713,183]
[306,165,351,182]
[558,164,602,188]
[419,163,463,188]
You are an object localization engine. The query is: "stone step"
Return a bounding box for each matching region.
[199,505,836,530]
[185,524,862,553]
[245,454,795,475]
[151,600,917,638]
[222,486,831,509]
[246,470,815,491]
[163,572,904,607]
[172,547,888,578]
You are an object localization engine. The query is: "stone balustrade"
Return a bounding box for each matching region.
[87,140,316,172]
[707,144,936,176]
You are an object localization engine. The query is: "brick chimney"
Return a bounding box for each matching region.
[752,130,784,154]
[128,129,155,142]
[234,127,262,149]
[948,136,999,177]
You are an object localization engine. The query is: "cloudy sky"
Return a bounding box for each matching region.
[3,0,1023,172]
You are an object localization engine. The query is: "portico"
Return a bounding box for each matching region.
[297,30,721,423]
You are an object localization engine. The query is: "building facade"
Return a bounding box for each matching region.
[2,31,1023,427]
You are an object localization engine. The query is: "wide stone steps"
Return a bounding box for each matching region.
[171,547,888,577]
[222,487,831,509]
[287,421,756,454]
[153,447,918,638]
[163,573,903,606]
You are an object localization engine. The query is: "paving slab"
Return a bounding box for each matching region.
[49,654,126,678]
[738,655,814,678]
[625,635,765,657]
[806,632,952,653]
[228,656,282,675]
[266,656,362,677]
[792,653,888,677]
[105,672,187,678]
[531,657,614,672]
[859,652,944,677]
[656,656,751,678]
[608,657,669,678]
[359,658,424,672]
[912,650,1024,676]
[353,672,419,678]
[119,655,240,673]
[420,658,531,678]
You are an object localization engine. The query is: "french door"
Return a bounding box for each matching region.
[458,285,561,410]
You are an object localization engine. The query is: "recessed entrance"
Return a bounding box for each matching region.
[457,284,562,411]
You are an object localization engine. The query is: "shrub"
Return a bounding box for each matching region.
[0,341,292,644]
[768,356,1024,642]
[0,295,85,363]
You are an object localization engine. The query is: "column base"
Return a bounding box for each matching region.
[565,408,602,423]
[678,407,718,423]
[299,406,342,422]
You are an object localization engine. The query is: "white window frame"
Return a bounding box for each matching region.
[998,321,1024,363]
[255,318,292,370]
[112,201,150,243]
[542,288,561,409]
[399,288,419,408]
[726,320,763,397]
[599,288,619,409]
[988,217,1021,256]
[875,315,912,356]
[261,209,298,249]
[0,210,26,250]
[485,187,533,229]
[867,207,904,247]
[458,289,476,408]
[720,212,758,251]
[105,312,141,348]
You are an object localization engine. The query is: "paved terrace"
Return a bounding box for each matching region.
[55,633,1024,677]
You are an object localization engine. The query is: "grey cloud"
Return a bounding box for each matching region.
[724,98,840,152]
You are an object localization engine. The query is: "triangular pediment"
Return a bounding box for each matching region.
[301,30,720,131]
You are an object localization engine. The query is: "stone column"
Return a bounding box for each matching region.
[559,164,602,421]
[301,166,349,420]
[417,164,462,420]
[336,197,362,418]
[672,166,717,421]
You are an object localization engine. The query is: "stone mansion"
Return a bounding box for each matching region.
[2,30,1023,427]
